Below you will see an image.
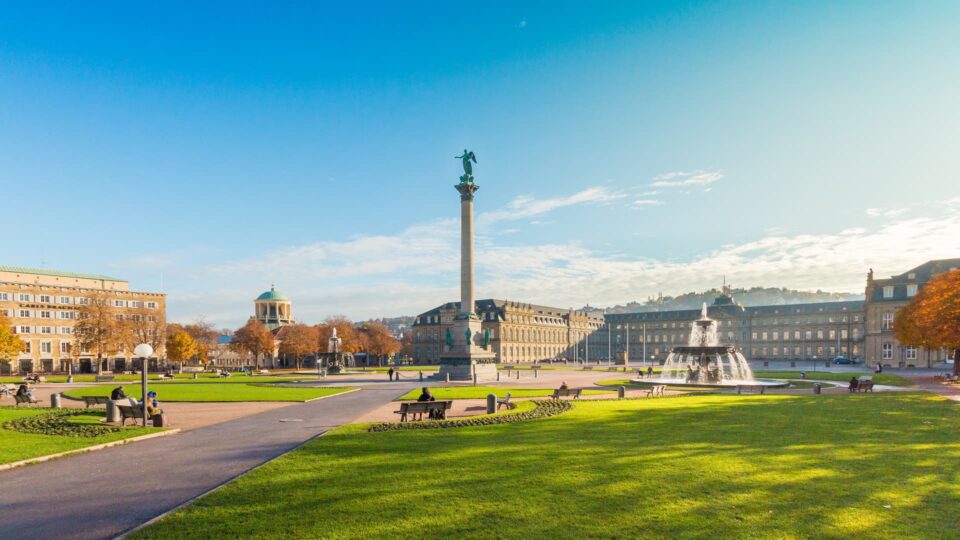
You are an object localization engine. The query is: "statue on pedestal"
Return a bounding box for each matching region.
[455,149,477,184]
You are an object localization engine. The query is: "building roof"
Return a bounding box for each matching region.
[0,265,126,282]
[256,286,289,302]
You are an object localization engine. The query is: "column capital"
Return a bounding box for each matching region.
[455,182,479,201]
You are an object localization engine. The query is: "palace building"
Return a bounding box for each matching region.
[0,266,166,374]
[412,299,604,364]
[412,258,958,368]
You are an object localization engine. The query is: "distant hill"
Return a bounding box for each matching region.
[595,287,864,314]
[363,316,415,335]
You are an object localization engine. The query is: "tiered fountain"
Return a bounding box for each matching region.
[636,304,787,388]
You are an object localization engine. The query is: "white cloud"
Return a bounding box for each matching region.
[632,199,665,207]
[168,195,960,329]
[866,208,882,217]
[651,170,724,188]
[518,18,527,28]
[478,186,624,225]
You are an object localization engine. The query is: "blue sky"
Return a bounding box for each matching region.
[2,1,959,328]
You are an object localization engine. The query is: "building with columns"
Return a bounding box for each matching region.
[254,285,294,330]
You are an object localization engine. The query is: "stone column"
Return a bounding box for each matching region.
[456,183,479,318]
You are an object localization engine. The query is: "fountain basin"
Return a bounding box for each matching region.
[632,377,790,389]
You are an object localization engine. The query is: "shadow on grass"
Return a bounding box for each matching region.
[135,392,960,539]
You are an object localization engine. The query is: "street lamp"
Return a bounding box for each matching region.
[133,343,154,427]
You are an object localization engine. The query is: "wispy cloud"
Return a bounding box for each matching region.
[632,199,664,208]
[651,170,724,188]
[518,18,527,29]
[479,186,624,225]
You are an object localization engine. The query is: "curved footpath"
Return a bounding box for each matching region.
[0,384,410,540]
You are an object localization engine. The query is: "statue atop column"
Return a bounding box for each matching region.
[455,149,477,184]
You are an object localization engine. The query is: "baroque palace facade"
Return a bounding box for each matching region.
[0,266,166,374]
[413,258,958,368]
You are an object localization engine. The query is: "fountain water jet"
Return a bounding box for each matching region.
[635,303,787,388]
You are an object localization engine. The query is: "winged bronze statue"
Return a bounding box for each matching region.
[456,149,477,178]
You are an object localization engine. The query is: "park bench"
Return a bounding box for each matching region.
[22,375,46,383]
[496,392,512,410]
[159,373,175,380]
[550,388,582,399]
[531,365,542,370]
[82,396,112,408]
[393,401,453,422]
[116,404,146,426]
[856,381,875,392]
[0,384,13,398]
[95,375,116,382]
[14,394,42,406]
[645,385,666,398]
[583,366,594,370]
[736,385,767,395]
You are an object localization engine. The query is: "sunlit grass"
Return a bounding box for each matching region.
[136,392,960,538]
[63,384,355,402]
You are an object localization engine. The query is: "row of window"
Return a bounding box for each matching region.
[3,309,77,320]
[881,343,918,360]
[882,285,918,298]
[0,292,157,309]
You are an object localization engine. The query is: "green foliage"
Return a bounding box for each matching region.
[3,409,122,437]
[135,393,960,539]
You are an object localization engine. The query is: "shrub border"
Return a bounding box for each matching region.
[368,399,573,432]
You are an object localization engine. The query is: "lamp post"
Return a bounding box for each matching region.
[133,343,154,427]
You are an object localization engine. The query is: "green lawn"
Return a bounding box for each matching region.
[753,370,915,387]
[594,377,717,392]
[135,392,960,538]
[397,386,614,400]
[63,384,356,402]
[0,407,156,465]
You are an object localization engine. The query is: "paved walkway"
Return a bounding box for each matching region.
[0,385,411,540]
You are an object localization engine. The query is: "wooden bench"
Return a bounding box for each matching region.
[82,395,112,408]
[95,375,116,382]
[582,366,594,370]
[117,404,145,426]
[394,401,453,422]
[14,394,42,406]
[550,388,582,399]
[645,385,666,398]
[736,385,766,395]
[856,381,875,392]
[496,392,512,410]
[22,375,46,383]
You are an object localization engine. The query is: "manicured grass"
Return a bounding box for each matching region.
[63,384,356,402]
[594,378,716,392]
[754,370,915,387]
[396,386,614,401]
[136,392,960,539]
[0,407,155,465]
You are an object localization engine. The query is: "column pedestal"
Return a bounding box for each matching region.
[437,315,497,381]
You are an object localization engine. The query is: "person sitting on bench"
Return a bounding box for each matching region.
[16,384,33,400]
[143,390,164,419]
[111,385,127,400]
[559,381,569,390]
[416,387,439,420]
[848,377,859,392]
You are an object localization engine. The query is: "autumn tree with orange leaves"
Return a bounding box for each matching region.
[895,269,960,374]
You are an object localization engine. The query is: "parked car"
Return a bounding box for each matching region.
[834,356,860,365]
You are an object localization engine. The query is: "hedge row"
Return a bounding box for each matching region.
[368,399,573,432]
[3,410,122,437]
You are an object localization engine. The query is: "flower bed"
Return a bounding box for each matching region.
[368,399,572,432]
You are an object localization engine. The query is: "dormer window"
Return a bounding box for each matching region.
[882,286,894,298]
[907,284,918,297]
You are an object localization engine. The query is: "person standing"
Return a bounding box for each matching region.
[387,367,395,381]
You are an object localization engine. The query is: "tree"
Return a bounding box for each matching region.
[399,330,413,358]
[231,319,275,370]
[896,269,960,375]
[128,306,167,356]
[0,314,22,371]
[317,316,363,353]
[362,322,400,366]
[184,319,219,364]
[75,293,124,372]
[278,324,319,370]
[165,330,198,371]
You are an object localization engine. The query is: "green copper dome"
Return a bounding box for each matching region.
[256,286,289,302]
